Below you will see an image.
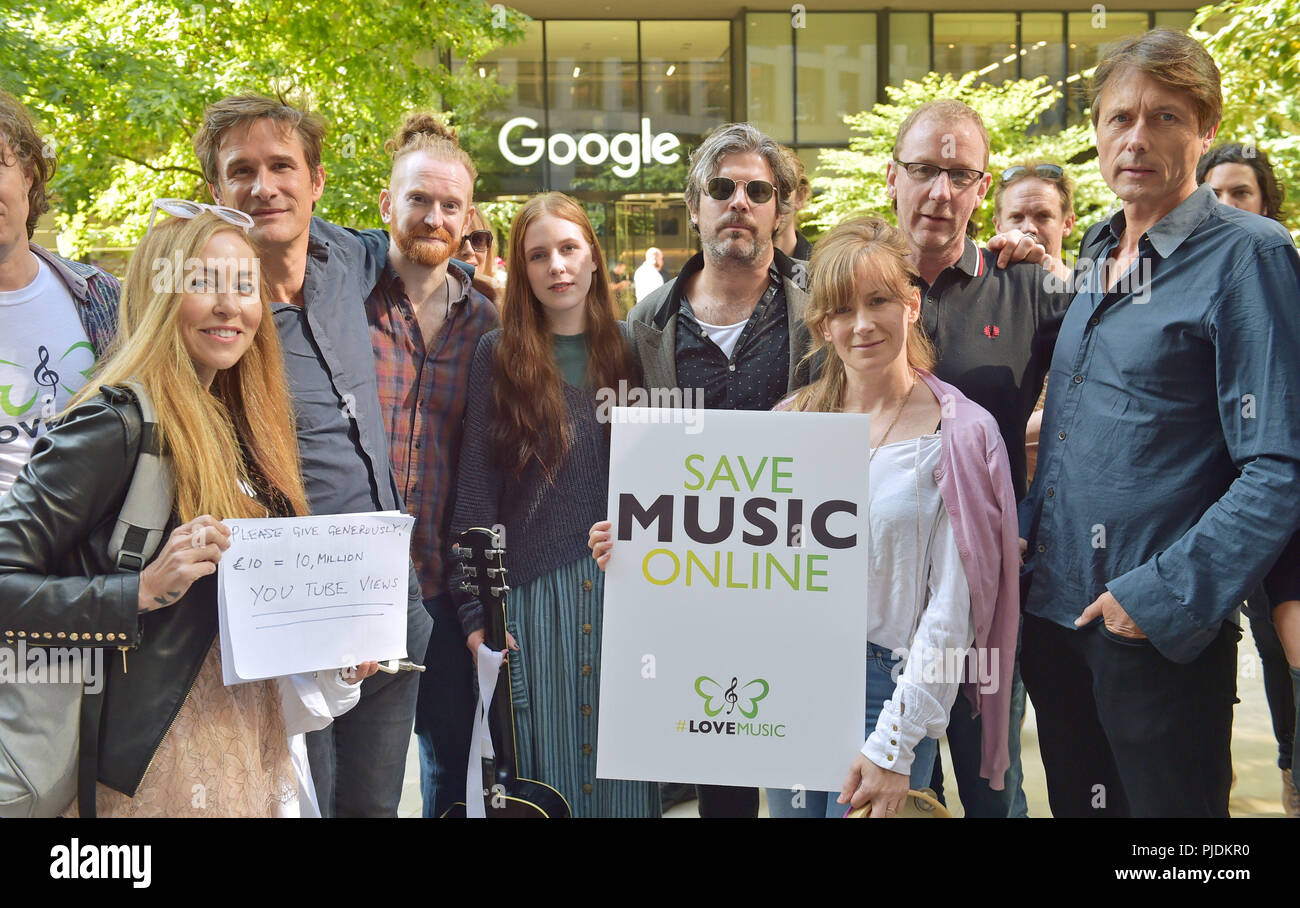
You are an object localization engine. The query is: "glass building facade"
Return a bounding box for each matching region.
[455,7,1197,274]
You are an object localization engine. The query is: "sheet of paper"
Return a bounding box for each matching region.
[218,512,414,684]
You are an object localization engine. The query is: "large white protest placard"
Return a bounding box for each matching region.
[597,407,870,793]
[218,512,414,684]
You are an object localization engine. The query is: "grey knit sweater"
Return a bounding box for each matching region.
[450,330,611,635]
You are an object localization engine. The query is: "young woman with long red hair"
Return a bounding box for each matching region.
[449,192,655,817]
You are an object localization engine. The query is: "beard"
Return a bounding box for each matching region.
[702,217,770,267]
[394,223,455,268]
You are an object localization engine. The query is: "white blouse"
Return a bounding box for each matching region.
[860,432,974,776]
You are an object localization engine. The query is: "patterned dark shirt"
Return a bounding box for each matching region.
[674,264,791,412]
[367,259,499,595]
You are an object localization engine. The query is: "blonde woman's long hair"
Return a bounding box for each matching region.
[789,217,937,413]
[71,212,308,521]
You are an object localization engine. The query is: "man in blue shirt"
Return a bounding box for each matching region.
[1020,29,1300,817]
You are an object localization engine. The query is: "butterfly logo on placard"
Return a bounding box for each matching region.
[694,675,769,719]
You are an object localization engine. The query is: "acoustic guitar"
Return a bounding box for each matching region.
[443,527,571,818]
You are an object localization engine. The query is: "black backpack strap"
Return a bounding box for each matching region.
[77,687,104,818]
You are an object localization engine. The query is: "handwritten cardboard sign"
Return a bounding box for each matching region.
[217,512,414,683]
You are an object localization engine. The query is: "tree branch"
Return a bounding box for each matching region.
[108,151,204,179]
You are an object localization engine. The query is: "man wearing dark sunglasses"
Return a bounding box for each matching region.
[363,112,499,820]
[992,159,1077,491]
[886,100,1075,820]
[993,161,1076,265]
[626,122,813,819]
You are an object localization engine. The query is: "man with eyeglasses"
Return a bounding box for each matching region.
[362,112,498,819]
[194,94,432,817]
[885,100,1074,819]
[626,121,812,818]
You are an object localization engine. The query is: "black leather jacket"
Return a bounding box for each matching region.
[0,387,213,796]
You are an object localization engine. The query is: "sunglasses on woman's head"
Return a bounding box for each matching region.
[461,230,492,253]
[1000,164,1065,184]
[147,198,255,233]
[705,177,776,205]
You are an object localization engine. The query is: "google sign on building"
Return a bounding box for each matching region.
[498,116,683,178]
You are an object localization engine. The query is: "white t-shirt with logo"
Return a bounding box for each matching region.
[0,254,95,493]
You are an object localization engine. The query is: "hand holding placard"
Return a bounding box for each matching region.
[217,512,414,684]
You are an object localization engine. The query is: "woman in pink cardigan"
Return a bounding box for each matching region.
[767,217,1020,817]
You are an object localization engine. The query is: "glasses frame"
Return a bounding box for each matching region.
[461,230,493,254]
[892,160,987,191]
[1000,164,1065,185]
[705,177,777,205]
[147,198,255,233]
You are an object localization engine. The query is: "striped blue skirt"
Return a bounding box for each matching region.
[504,558,660,818]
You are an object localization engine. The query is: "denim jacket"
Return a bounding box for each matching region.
[298,219,432,687]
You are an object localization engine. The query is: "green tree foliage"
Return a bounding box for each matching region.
[803,72,1114,251]
[1194,0,1300,233]
[3,0,525,255]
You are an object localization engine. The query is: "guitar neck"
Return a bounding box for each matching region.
[486,593,520,787]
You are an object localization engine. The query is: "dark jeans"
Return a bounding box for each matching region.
[1021,611,1239,818]
[942,669,1029,817]
[1291,666,1300,776]
[697,784,758,818]
[938,615,1029,817]
[1245,595,1295,770]
[414,593,477,818]
[306,662,423,817]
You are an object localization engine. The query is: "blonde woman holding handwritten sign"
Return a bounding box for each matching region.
[0,208,375,817]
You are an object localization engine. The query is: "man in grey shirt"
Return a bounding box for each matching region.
[195,94,431,817]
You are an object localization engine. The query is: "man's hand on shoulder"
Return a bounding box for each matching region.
[987,229,1072,284]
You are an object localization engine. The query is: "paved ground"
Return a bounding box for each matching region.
[398,624,1292,818]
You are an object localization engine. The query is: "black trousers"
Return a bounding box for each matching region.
[696,784,759,818]
[1021,612,1239,818]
